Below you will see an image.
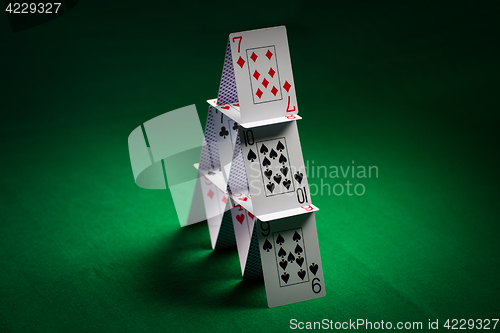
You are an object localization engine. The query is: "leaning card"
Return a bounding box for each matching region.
[239,121,311,217]
[257,212,325,307]
[230,199,257,274]
[214,108,239,182]
[229,26,298,123]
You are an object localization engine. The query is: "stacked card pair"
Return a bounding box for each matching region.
[196,26,326,308]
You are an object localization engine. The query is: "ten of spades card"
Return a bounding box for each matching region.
[239,120,315,218]
[257,212,325,307]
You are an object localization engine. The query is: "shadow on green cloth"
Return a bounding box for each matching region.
[138,222,266,310]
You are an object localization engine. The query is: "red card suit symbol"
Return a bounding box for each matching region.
[268,68,275,78]
[239,197,248,201]
[279,259,288,270]
[263,239,272,252]
[265,49,273,60]
[281,272,290,283]
[262,78,269,88]
[296,257,304,267]
[298,269,306,280]
[247,212,255,220]
[221,105,230,110]
[253,70,260,80]
[283,81,291,93]
[250,52,258,62]
[256,89,263,99]
[271,86,278,96]
[236,214,245,224]
[207,189,214,199]
[301,205,313,211]
[237,56,246,68]
[309,263,319,275]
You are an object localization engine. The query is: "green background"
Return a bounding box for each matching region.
[1,1,499,332]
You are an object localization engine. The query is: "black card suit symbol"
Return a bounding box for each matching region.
[281,272,290,283]
[276,141,285,152]
[269,149,278,159]
[207,171,215,175]
[278,154,287,164]
[262,239,272,252]
[280,166,289,176]
[264,169,272,180]
[283,179,291,189]
[232,122,239,131]
[278,247,287,258]
[273,174,282,184]
[296,256,304,267]
[292,231,301,242]
[294,244,303,255]
[276,234,285,245]
[247,149,257,162]
[262,157,271,168]
[287,252,296,263]
[260,144,268,155]
[298,269,306,280]
[294,171,304,184]
[266,182,275,193]
[309,263,319,275]
[279,259,288,270]
[219,126,229,139]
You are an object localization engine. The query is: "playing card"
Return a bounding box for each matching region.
[199,175,231,249]
[213,106,240,181]
[230,199,256,273]
[199,106,221,173]
[226,133,254,213]
[224,26,298,124]
[214,207,236,250]
[257,212,325,307]
[239,120,313,217]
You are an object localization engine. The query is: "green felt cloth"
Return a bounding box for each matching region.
[1,1,499,332]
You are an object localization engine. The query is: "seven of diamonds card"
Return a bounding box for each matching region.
[229,26,298,123]
[257,212,325,307]
[239,121,312,217]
